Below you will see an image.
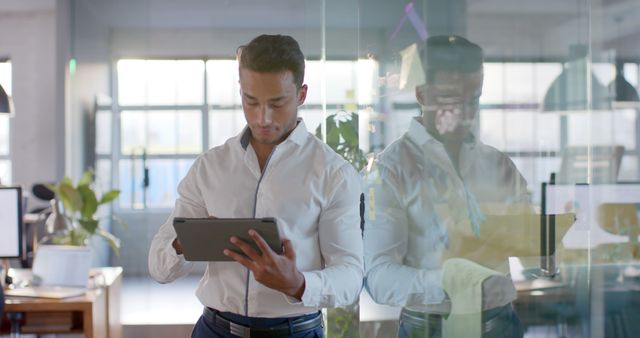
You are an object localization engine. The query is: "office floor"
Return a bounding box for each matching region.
[121,274,203,325]
[117,275,560,338]
[119,275,201,338]
[119,274,402,338]
[0,280,575,338]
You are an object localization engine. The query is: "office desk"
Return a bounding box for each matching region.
[511,257,640,337]
[2,267,122,338]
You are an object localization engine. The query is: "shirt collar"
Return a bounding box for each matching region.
[406,117,435,146]
[239,118,307,150]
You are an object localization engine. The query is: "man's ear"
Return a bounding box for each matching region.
[415,85,426,105]
[298,84,308,106]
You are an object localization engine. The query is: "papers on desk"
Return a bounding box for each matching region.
[4,285,86,299]
[5,245,91,299]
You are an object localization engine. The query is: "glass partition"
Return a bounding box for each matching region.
[357,1,640,337]
[66,0,640,336]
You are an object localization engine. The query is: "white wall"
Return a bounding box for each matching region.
[0,8,65,191]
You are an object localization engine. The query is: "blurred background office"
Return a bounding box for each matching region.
[1,0,640,337]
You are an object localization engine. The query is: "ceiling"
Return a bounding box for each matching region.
[0,0,55,12]
[1,0,638,60]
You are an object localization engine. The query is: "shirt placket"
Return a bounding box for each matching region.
[244,144,279,316]
[425,143,469,226]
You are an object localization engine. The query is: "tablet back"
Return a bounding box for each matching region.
[173,217,282,261]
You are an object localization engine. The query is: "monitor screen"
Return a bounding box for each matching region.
[545,183,640,249]
[0,186,22,258]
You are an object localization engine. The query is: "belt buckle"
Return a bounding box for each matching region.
[229,321,251,338]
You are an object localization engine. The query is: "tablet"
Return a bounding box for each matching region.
[173,217,282,261]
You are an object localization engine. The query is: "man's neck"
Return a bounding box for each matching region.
[442,141,462,173]
[250,124,296,171]
[425,124,464,172]
[251,140,275,171]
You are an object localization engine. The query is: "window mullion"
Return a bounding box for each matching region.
[203,59,209,152]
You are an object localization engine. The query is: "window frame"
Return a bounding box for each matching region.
[103,57,379,211]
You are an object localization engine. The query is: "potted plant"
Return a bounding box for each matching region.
[44,170,124,255]
[315,111,368,171]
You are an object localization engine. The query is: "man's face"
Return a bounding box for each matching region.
[416,70,483,142]
[239,68,307,145]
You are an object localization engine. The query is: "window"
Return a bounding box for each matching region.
[386,61,640,201]
[0,60,11,184]
[101,58,378,210]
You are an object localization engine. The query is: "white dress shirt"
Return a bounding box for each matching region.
[363,118,528,312]
[149,119,364,318]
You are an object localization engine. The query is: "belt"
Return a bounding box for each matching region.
[203,307,323,338]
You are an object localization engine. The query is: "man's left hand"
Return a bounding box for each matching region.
[224,230,305,300]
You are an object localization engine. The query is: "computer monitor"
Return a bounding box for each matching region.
[0,186,23,258]
[544,183,640,249]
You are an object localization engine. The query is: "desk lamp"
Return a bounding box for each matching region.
[0,83,10,114]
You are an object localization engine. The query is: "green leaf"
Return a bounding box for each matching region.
[78,170,94,187]
[96,228,121,256]
[78,185,98,219]
[60,176,73,187]
[351,112,359,125]
[326,113,336,125]
[99,190,121,205]
[339,120,358,146]
[59,181,83,215]
[79,218,99,235]
[110,214,129,231]
[326,127,341,148]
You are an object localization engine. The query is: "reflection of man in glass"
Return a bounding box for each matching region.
[363,35,528,337]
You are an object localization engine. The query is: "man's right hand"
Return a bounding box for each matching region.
[172,238,183,255]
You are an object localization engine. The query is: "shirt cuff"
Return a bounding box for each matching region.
[289,271,320,306]
[164,241,186,267]
[416,268,446,304]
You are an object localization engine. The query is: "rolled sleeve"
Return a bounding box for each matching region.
[299,165,364,308]
[148,156,208,283]
[363,162,445,306]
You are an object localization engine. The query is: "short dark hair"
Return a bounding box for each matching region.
[421,35,483,84]
[238,34,305,88]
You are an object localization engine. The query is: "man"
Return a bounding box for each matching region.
[363,35,528,337]
[149,34,363,338]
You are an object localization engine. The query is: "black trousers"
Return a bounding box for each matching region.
[191,310,324,338]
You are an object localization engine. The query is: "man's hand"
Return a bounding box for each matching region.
[173,216,215,256]
[172,238,183,255]
[224,230,305,300]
